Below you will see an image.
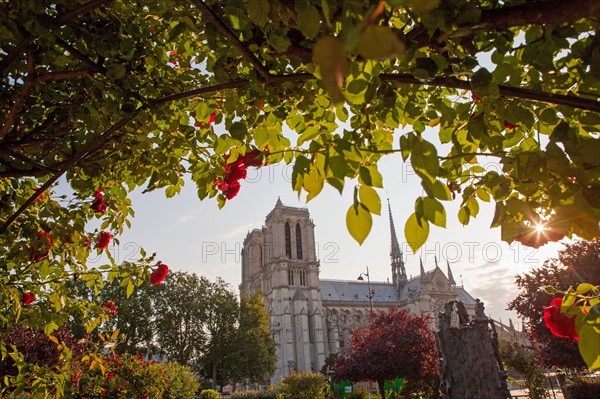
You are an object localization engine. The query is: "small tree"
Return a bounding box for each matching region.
[499,340,546,399]
[279,371,329,399]
[508,240,600,368]
[162,362,201,399]
[335,308,438,399]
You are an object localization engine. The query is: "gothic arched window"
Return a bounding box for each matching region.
[285,222,292,258]
[295,223,303,259]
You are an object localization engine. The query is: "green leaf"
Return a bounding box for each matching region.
[296,1,320,40]
[303,167,324,202]
[359,165,383,188]
[245,0,269,27]
[107,64,126,80]
[576,283,597,295]
[411,137,438,184]
[126,282,134,298]
[404,212,430,253]
[432,180,452,201]
[458,206,470,225]
[543,286,556,294]
[229,121,247,141]
[357,26,406,60]
[346,203,372,245]
[578,322,600,370]
[423,197,446,228]
[313,36,347,103]
[359,185,381,215]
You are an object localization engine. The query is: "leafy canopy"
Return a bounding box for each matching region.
[1,0,600,395]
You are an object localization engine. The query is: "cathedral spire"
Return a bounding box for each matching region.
[447,260,456,286]
[388,199,406,290]
[420,257,426,277]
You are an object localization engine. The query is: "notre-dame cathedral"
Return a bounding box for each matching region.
[240,199,478,383]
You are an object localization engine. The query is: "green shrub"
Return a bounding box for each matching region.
[345,392,368,399]
[565,376,600,399]
[229,390,281,399]
[199,389,222,399]
[162,362,200,399]
[67,353,168,399]
[279,371,329,399]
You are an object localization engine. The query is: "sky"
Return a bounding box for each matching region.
[92,134,566,330]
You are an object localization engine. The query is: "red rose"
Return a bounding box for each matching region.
[91,199,108,214]
[103,301,117,316]
[224,180,241,199]
[225,164,247,184]
[21,292,35,305]
[503,120,518,129]
[97,231,111,249]
[150,263,169,284]
[242,149,265,167]
[93,189,104,201]
[543,297,579,341]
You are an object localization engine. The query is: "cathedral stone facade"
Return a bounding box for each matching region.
[240,199,478,383]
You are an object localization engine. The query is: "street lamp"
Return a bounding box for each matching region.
[357,266,374,312]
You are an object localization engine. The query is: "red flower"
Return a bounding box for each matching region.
[103,301,118,316]
[224,180,241,199]
[207,111,216,125]
[21,292,35,305]
[242,149,265,167]
[150,263,169,284]
[224,163,247,184]
[503,120,518,129]
[91,199,108,214]
[97,231,111,249]
[543,297,579,341]
[93,189,104,201]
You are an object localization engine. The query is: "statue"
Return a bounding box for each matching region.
[456,301,470,326]
[474,298,487,321]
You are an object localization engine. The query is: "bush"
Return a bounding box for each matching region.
[345,393,368,399]
[565,376,600,399]
[68,353,168,399]
[162,362,200,399]
[279,371,329,399]
[229,390,281,399]
[199,389,222,399]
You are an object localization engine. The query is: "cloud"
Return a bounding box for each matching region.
[217,223,256,239]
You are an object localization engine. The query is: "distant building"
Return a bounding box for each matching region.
[240,199,484,382]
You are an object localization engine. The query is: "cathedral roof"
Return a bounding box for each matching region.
[456,287,477,305]
[320,280,399,303]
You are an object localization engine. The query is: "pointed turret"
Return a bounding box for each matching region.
[447,260,457,287]
[388,200,407,291]
[420,257,426,277]
[275,197,283,207]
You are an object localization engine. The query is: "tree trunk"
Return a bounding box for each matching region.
[212,361,217,389]
[378,379,386,399]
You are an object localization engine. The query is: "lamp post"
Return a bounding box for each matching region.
[357,266,374,312]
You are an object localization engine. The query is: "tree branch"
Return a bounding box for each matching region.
[54,37,106,73]
[0,0,113,73]
[35,69,92,82]
[0,34,34,74]
[379,74,600,113]
[190,0,272,82]
[0,113,139,235]
[55,0,114,24]
[0,148,58,173]
[0,49,36,142]
[479,0,600,30]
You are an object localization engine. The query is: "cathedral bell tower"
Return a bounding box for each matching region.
[240,199,326,382]
[388,200,407,292]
